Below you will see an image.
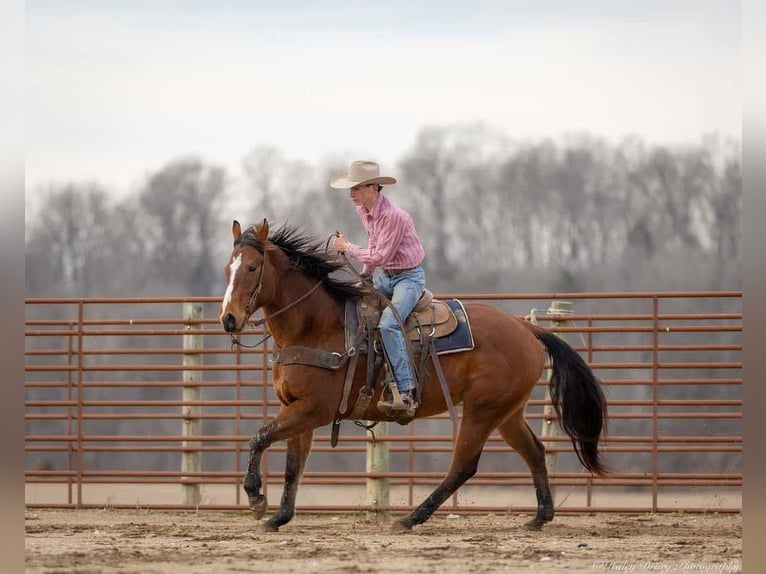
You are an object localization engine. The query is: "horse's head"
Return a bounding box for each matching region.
[219,219,369,333]
[218,218,276,333]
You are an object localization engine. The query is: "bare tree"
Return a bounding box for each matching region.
[399,124,505,279]
[702,139,741,268]
[240,146,315,224]
[137,157,227,295]
[25,182,114,295]
[241,146,283,217]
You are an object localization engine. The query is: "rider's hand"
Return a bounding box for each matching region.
[332,234,350,253]
[355,273,373,288]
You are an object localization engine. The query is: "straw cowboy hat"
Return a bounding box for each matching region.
[330,160,397,189]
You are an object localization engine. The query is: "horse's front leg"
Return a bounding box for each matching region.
[263,429,314,532]
[243,400,325,530]
[243,420,278,520]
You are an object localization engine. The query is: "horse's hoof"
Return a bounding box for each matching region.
[523,518,545,531]
[262,520,279,533]
[249,495,268,520]
[390,520,412,534]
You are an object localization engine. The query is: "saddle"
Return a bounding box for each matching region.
[347,289,458,350]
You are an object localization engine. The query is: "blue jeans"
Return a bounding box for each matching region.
[374,265,426,393]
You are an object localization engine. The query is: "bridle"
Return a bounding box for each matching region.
[229,246,323,349]
[241,249,268,326]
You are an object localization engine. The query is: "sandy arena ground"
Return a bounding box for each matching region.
[25,508,741,573]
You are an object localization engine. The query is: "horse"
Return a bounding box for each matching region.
[218,219,609,533]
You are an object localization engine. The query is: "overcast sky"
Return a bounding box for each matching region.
[26,0,741,198]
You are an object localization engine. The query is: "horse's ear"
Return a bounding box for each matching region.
[232,220,242,244]
[256,218,269,242]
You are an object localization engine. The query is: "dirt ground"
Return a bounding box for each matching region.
[25,508,741,573]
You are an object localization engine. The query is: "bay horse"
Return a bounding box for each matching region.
[219,219,608,533]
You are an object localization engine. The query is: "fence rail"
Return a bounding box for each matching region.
[25,291,742,515]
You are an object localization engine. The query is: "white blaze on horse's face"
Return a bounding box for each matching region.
[220,253,243,320]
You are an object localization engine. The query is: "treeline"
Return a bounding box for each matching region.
[25,125,740,297]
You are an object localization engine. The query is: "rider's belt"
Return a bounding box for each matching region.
[383,266,414,277]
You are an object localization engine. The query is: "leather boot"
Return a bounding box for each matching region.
[377,386,417,414]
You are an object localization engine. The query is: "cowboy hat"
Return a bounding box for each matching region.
[330,160,397,189]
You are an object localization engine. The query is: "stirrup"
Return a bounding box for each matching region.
[376,381,404,412]
[377,384,417,416]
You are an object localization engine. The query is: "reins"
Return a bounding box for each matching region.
[250,277,324,328]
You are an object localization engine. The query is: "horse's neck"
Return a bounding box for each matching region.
[263,276,341,347]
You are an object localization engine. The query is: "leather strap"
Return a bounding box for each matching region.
[365,318,376,388]
[417,331,432,397]
[348,386,374,421]
[274,346,347,369]
[338,350,360,415]
[274,327,366,370]
[382,266,413,276]
[430,347,459,430]
[330,419,341,447]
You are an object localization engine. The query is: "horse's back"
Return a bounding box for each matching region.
[460,302,546,380]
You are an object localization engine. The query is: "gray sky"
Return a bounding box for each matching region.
[26,0,741,197]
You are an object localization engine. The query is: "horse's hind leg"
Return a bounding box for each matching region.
[498,413,554,530]
[264,429,314,532]
[393,411,496,533]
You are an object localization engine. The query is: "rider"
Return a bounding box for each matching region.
[330,160,426,414]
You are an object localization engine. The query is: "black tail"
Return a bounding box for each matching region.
[532,326,609,476]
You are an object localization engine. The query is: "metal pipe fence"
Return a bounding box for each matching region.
[24,291,741,515]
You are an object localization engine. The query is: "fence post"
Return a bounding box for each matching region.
[182,302,203,507]
[540,300,573,505]
[366,422,389,521]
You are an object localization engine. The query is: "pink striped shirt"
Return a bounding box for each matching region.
[346,193,425,275]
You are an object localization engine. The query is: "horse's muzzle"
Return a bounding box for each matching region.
[221,313,239,333]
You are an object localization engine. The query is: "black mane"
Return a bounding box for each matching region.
[239,223,367,303]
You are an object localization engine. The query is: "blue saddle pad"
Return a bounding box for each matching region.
[432,299,475,355]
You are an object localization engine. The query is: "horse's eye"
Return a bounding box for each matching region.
[248,264,259,272]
